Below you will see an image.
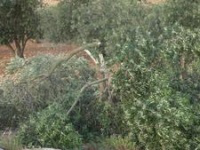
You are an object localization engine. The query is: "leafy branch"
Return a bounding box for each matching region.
[67,78,108,116]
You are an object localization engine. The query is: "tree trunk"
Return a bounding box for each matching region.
[16,47,24,58]
[14,39,25,58]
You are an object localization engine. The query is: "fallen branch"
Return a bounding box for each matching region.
[18,41,101,84]
[48,41,101,77]
[67,78,108,116]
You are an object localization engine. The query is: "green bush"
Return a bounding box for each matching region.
[39,6,61,42]
[39,0,90,42]
[0,135,22,150]
[5,57,25,74]
[72,0,141,57]
[103,135,136,150]
[0,54,95,128]
[115,67,200,149]
[71,100,128,142]
[1,54,128,147]
[163,0,200,29]
[18,103,82,149]
[112,7,200,148]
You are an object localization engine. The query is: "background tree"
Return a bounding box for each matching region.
[0,0,41,58]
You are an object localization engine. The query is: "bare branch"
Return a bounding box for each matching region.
[48,41,101,77]
[67,78,108,116]
[18,41,101,84]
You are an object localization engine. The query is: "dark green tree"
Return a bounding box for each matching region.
[0,0,41,58]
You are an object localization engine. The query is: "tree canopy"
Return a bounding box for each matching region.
[0,0,41,58]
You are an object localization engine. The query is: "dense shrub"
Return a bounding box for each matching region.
[71,100,128,142]
[2,0,200,149]
[1,54,127,147]
[0,54,95,128]
[39,0,90,42]
[111,3,200,148]
[39,6,61,42]
[102,136,136,150]
[18,103,82,149]
[163,0,200,29]
[71,0,141,57]
[0,135,22,150]
[114,65,200,149]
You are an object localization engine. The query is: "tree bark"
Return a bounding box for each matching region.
[14,39,25,58]
[16,47,24,58]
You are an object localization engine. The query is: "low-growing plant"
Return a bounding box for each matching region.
[0,135,23,150]
[103,135,136,150]
[18,103,82,149]
[71,100,128,142]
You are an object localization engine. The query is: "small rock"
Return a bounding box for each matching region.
[0,148,4,150]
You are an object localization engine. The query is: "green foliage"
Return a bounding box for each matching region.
[5,57,25,74]
[2,0,200,149]
[72,100,128,142]
[162,25,200,67]
[83,136,136,150]
[103,136,136,150]
[163,0,200,29]
[0,54,95,128]
[40,0,90,42]
[18,103,82,149]
[0,0,41,57]
[111,1,200,148]
[72,0,141,57]
[1,54,128,148]
[0,135,22,150]
[124,75,196,149]
[115,65,200,149]
[39,6,61,42]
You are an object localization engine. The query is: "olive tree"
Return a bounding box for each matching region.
[0,0,41,58]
